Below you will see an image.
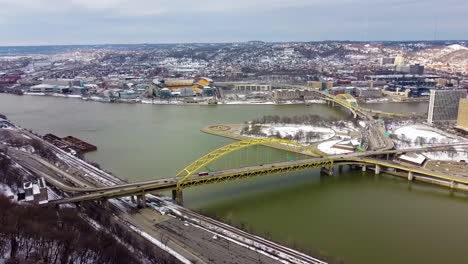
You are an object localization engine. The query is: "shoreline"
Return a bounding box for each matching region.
[8,92,429,107]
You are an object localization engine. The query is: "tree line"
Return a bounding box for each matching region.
[248,114,341,126]
[0,196,140,264]
[0,148,26,187]
[241,125,324,143]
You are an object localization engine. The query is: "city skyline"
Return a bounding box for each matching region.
[1,0,468,45]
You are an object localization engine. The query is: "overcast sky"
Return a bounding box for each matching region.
[0,0,467,46]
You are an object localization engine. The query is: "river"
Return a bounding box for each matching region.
[2,94,468,264]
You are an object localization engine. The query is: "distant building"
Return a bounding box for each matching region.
[333,140,360,151]
[427,89,467,124]
[29,84,70,93]
[398,153,426,166]
[234,84,271,92]
[273,89,318,101]
[380,57,395,66]
[456,99,468,132]
[283,48,295,56]
[396,64,424,75]
[42,78,82,87]
[307,81,333,90]
[159,77,215,97]
[394,55,405,66]
[329,87,354,96]
[355,87,382,98]
[0,74,21,85]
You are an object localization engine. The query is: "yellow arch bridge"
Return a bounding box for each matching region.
[175,138,329,190]
[49,139,468,206]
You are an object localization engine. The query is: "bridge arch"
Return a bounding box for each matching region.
[176,138,325,190]
[335,93,356,101]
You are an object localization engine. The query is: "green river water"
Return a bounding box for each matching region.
[2,94,468,264]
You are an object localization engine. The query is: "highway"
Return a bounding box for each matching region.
[9,130,327,264]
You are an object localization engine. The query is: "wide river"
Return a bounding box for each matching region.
[2,94,468,264]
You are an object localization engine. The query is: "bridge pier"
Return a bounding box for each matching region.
[130,195,136,204]
[320,166,334,176]
[172,189,184,206]
[450,181,455,189]
[338,165,343,173]
[408,171,413,181]
[137,194,146,208]
[362,165,367,172]
[375,165,381,175]
[99,199,109,208]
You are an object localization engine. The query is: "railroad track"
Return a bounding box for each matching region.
[172,204,327,264]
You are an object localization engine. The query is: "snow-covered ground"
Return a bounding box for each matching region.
[0,183,14,199]
[392,124,459,146]
[424,148,468,162]
[390,124,468,161]
[317,140,354,155]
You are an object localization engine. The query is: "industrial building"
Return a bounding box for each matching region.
[307,81,333,90]
[380,57,396,66]
[456,98,468,132]
[398,153,426,166]
[20,178,48,204]
[234,84,271,92]
[329,87,355,96]
[366,74,439,97]
[427,89,467,124]
[29,84,70,93]
[273,89,318,101]
[395,64,425,75]
[355,87,382,98]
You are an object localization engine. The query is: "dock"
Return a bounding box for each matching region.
[43,134,97,154]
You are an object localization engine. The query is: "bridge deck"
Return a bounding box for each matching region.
[50,143,468,205]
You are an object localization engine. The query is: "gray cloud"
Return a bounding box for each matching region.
[0,0,466,45]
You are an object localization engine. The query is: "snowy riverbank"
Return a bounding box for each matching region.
[390,123,468,161]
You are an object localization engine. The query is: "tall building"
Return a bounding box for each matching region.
[394,55,405,66]
[427,89,467,124]
[395,64,424,75]
[380,57,395,66]
[456,98,468,132]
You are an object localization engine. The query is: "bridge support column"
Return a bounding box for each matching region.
[362,165,367,172]
[386,153,390,160]
[172,189,184,206]
[130,195,136,204]
[375,165,381,175]
[320,166,334,176]
[331,101,335,108]
[137,194,146,208]
[408,171,413,181]
[450,181,455,189]
[338,165,343,173]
